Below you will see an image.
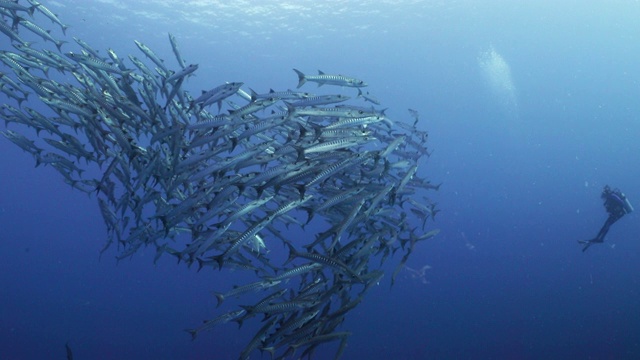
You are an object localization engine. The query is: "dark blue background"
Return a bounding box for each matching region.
[1,1,639,359]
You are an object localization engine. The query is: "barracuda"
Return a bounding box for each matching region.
[0,4,438,358]
[294,68,367,88]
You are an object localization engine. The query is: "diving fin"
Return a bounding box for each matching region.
[578,239,596,252]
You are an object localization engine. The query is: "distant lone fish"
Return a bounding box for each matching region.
[293,69,367,88]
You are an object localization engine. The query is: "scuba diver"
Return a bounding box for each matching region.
[579,185,633,252]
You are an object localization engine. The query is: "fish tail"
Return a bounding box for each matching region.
[195,258,205,272]
[230,137,238,152]
[232,317,245,329]
[294,184,306,199]
[55,40,66,52]
[212,291,225,307]
[11,17,20,30]
[156,215,168,231]
[301,206,314,225]
[255,183,267,198]
[284,241,299,264]
[293,68,306,88]
[184,328,198,341]
[213,254,224,270]
[294,145,305,163]
[261,346,276,358]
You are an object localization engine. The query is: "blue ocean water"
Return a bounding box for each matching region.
[1,1,640,359]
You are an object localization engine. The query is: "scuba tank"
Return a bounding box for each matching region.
[621,192,634,214]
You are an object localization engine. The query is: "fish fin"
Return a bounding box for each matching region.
[212,291,225,307]
[261,347,276,358]
[294,145,306,163]
[293,68,306,88]
[284,242,300,264]
[55,40,67,52]
[232,136,240,151]
[249,88,258,101]
[233,317,245,328]
[301,206,314,224]
[184,328,198,341]
[255,183,268,198]
[284,101,296,117]
[213,254,224,270]
[294,184,306,199]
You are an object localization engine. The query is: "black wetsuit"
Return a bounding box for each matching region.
[580,186,631,252]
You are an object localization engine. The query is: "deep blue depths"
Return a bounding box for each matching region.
[1,1,640,359]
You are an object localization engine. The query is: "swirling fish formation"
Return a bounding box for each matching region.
[0,1,439,359]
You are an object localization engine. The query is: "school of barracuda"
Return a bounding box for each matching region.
[0,1,440,359]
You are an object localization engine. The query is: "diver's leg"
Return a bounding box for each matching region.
[594,222,610,243]
[594,214,621,242]
[579,216,615,252]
